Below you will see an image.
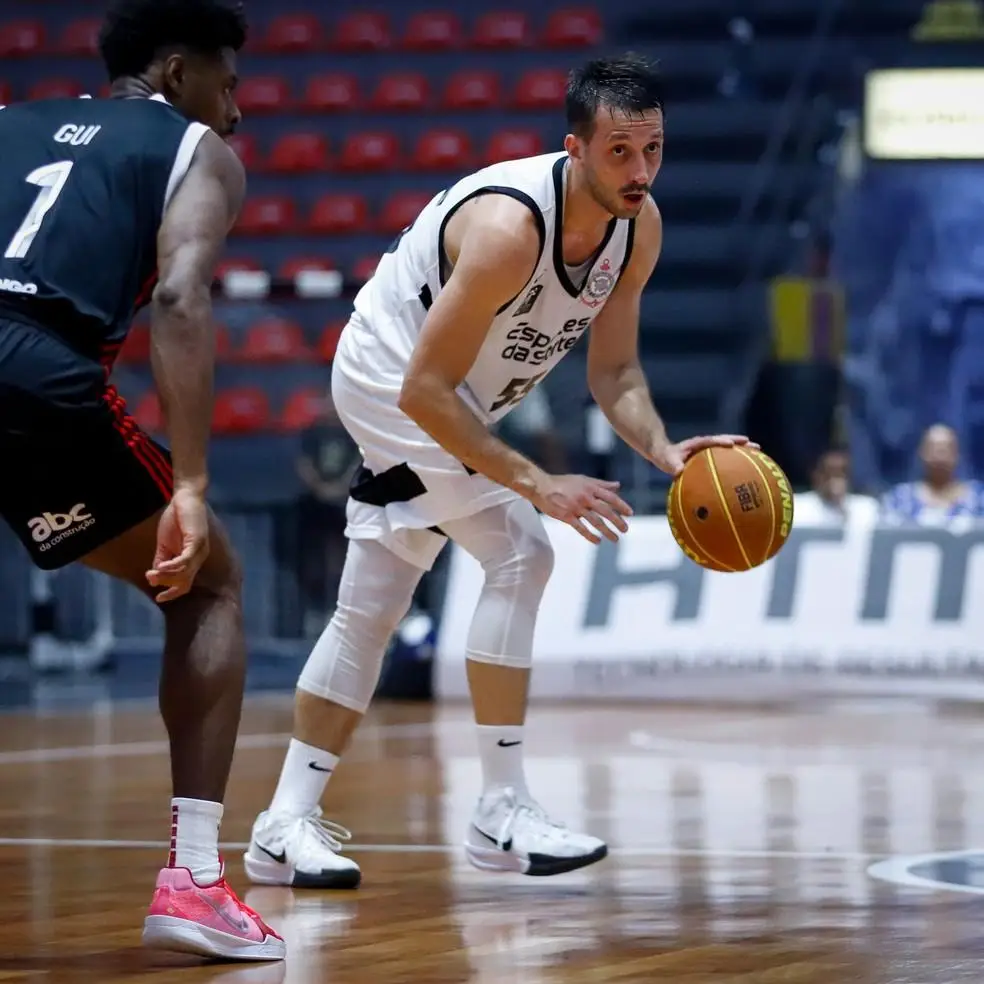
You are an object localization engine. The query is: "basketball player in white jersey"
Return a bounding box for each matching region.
[244,54,751,886]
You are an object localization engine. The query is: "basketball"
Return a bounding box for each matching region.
[666,446,794,572]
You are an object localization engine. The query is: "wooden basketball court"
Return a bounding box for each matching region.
[0,694,981,982]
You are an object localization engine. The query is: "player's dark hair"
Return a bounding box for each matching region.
[99,0,248,81]
[566,53,664,139]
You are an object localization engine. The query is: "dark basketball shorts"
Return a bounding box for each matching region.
[0,320,173,570]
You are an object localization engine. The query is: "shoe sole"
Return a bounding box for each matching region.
[464,841,609,876]
[142,915,286,961]
[243,851,362,889]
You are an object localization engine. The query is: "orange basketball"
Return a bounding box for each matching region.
[666,446,794,572]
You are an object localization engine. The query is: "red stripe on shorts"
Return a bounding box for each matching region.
[102,385,173,500]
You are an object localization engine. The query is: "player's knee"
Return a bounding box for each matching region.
[190,517,244,600]
[296,585,413,711]
[297,538,422,710]
[482,525,555,594]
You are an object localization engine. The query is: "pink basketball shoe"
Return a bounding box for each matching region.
[142,865,286,961]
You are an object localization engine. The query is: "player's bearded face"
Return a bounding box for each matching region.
[581,108,663,219]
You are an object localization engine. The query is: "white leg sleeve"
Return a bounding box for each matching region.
[297,538,424,712]
[442,499,554,670]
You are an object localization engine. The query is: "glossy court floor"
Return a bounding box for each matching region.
[2,693,984,983]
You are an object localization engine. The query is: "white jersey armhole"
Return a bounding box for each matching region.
[163,121,210,212]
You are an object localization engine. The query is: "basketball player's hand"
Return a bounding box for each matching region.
[651,435,759,477]
[532,475,633,544]
[146,487,210,603]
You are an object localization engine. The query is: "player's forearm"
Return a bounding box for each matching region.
[399,379,547,498]
[589,361,669,461]
[150,283,214,494]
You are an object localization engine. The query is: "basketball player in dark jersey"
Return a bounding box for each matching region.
[0,0,284,962]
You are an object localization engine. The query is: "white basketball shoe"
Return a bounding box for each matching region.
[244,809,362,889]
[464,786,608,876]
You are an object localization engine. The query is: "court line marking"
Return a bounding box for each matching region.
[867,851,984,896]
[0,836,876,861]
[0,721,461,766]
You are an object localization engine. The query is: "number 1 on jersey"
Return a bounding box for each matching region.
[4,160,74,259]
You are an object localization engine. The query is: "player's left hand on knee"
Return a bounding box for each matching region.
[146,488,211,603]
[651,434,759,477]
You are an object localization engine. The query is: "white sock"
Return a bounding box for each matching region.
[169,798,222,885]
[476,724,528,796]
[268,738,339,818]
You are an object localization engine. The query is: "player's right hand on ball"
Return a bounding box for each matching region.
[531,475,633,544]
[146,487,211,603]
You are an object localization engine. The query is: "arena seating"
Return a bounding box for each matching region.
[0,0,938,649]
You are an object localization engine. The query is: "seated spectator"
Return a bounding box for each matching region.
[794,447,879,526]
[880,423,984,526]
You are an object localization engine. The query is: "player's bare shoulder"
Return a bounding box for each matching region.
[621,196,663,286]
[443,193,541,284]
[635,197,663,260]
[190,129,246,217]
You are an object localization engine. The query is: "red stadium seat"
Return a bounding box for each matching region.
[542,7,602,46]
[304,73,359,112]
[280,387,328,430]
[442,70,501,110]
[370,72,430,112]
[0,81,11,105]
[471,11,531,48]
[378,191,434,234]
[212,388,270,434]
[338,131,399,172]
[117,325,151,365]
[28,78,83,101]
[56,18,100,55]
[235,196,296,235]
[236,76,290,113]
[240,317,309,362]
[267,132,330,173]
[486,128,544,163]
[132,391,164,434]
[0,20,45,57]
[226,133,260,169]
[308,193,369,234]
[262,13,324,52]
[403,11,463,50]
[352,255,380,283]
[411,129,472,171]
[279,256,336,279]
[513,69,567,109]
[333,12,391,51]
[317,321,346,361]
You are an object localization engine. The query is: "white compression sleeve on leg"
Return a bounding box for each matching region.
[442,499,554,670]
[297,538,424,713]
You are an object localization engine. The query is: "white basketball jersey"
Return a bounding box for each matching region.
[345,151,635,424]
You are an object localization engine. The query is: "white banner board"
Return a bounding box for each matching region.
[436,516,984,701]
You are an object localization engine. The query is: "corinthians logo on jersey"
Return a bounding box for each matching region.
[581,258,616,308]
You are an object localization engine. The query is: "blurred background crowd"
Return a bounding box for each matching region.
[1,0,982,679]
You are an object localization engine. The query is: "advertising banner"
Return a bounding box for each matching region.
[436,517,984,701]
[865,68,984,160]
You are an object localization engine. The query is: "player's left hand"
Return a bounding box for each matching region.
[650,434,759,478]
[146,487,211,604]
